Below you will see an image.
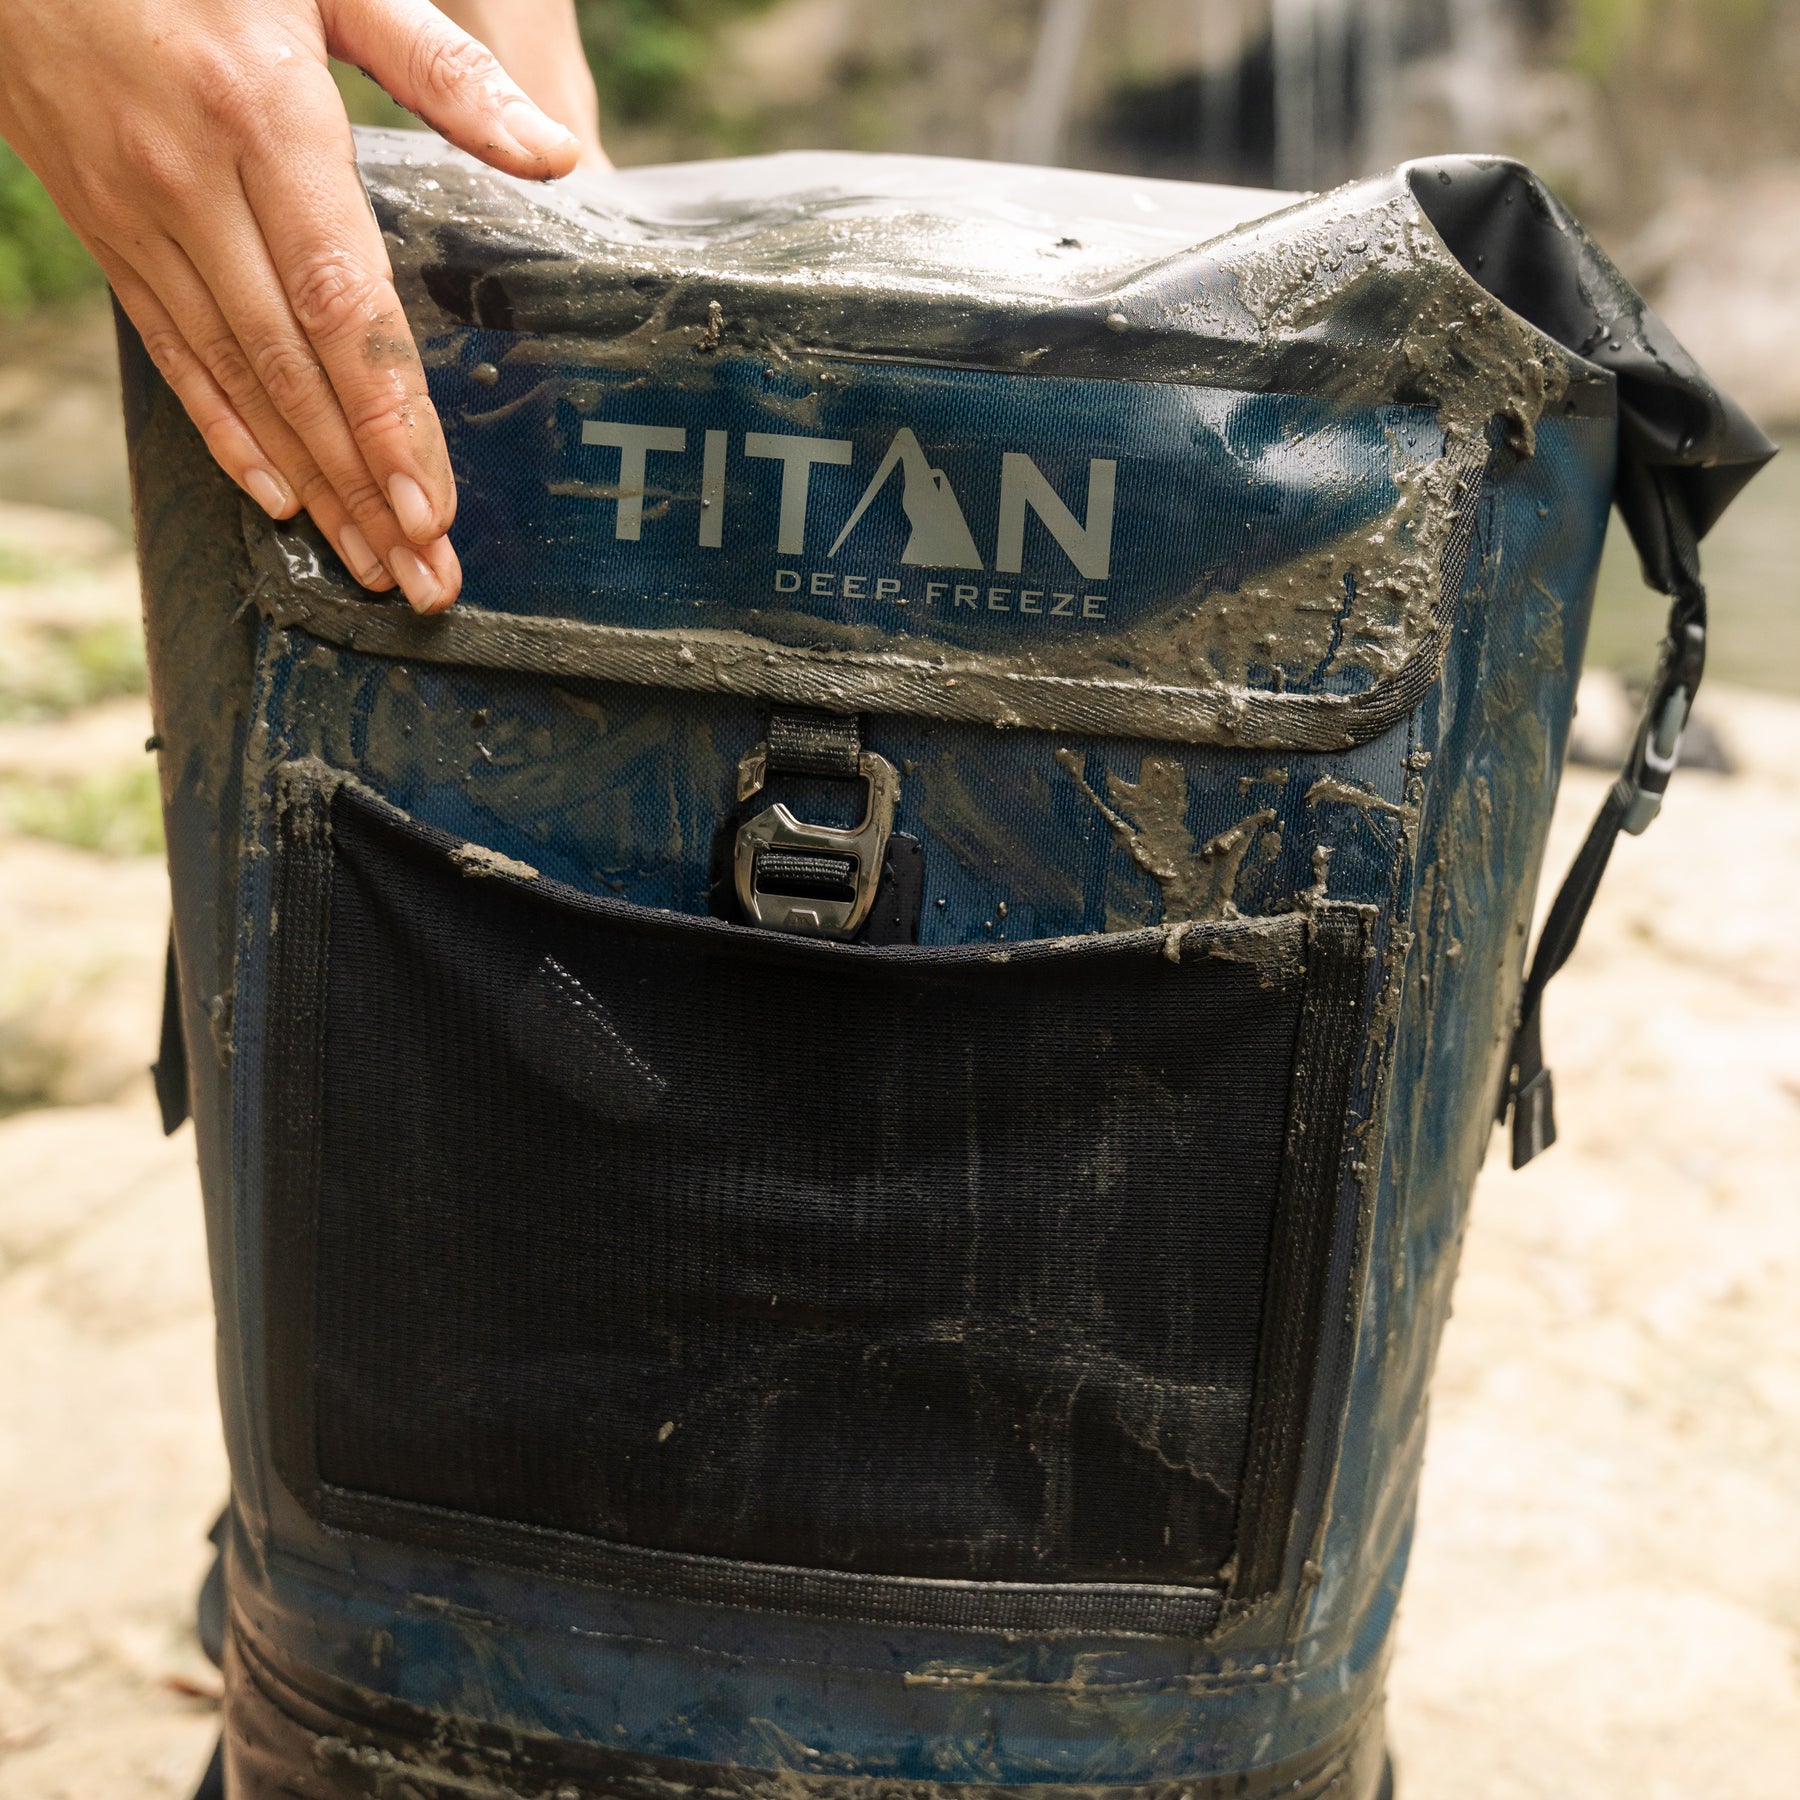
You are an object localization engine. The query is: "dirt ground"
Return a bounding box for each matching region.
[0,497,1796,1797]
[1387,692,1800,1798]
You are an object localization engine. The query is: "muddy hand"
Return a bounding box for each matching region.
[0,0,602,613]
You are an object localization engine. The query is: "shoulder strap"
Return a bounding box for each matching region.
[1499,464,1706,1168]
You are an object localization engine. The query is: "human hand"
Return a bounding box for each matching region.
[0,0,593,612]
[438,0,607,173]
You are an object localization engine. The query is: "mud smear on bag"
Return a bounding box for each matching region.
[264,634,727,886]
[275,134,1595,753]
[1055,748,1277,924]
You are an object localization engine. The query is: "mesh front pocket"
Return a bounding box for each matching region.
[261,765,1368,1630]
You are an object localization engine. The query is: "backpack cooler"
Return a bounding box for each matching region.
[122,133,1772,1799]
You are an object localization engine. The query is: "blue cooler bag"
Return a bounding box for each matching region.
[124,136,1771,1799]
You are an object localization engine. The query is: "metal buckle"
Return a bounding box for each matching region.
[734,744,899,937]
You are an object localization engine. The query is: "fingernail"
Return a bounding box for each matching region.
[337,523,385,586]
[503,98,578,162]
[390,544,446,612]
[244,467,292,518]
[386,472,436,542]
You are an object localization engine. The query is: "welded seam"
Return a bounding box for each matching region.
[1231,905,1372,1604]
[317,1487,1225,1638]
[229,1599,1386,1799]
[251,519,1478,755]
[261,765,336,1517]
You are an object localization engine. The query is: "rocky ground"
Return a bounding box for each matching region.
[0,501,225,1797]
[1387,692,1800,1798]
[0,495,1796,1798]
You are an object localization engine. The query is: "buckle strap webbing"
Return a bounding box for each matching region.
[764,708,862,778]
[1500,465,1706,1168]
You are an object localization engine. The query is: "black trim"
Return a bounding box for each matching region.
[263,783,335,1517]
[861,833,924,946]
[1407,157,1775,548]
[319,1485,1224,1637]
[1501,459,1716,1167]
[765,707,863,777]
[1233,906,1372,1600]
[152,928,191,1136]
[261,766,1370,1634]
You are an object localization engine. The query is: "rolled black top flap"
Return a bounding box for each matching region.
[1408,155,1776,583]
[235,135,1770,750]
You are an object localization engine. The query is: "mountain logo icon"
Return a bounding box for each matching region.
[827,427,984,568]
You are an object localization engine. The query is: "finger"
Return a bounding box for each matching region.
[102,258,300,524]
[136,204,449,581]
[119,230,407,594]
[289,467,403,597]
[388,529,462,615]
[107,251,397,596]
[427,0,608,167]
[272,436,459,611]
[224,90,459,546]
[325,0,581,180]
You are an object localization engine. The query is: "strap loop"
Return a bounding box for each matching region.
[764,708,862,778]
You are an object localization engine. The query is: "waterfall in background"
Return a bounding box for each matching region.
[1445,0,1509,147]
[1271,0,1405,190]
[1011,0,1096,165]
[1356,0,1399,174]
[1196,0,1242,181]
[1066,0,1419,189]
[1271,0,1319,188]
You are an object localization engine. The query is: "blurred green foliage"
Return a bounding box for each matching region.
[0,143,104,316]
[3,4,774,313]
[1565,0,1772,79]
[1,766,165,857]
[0,621,151,724]
[338,4,779,143]
[331,57,421,130]
[576,0,774,124]
[1566,0,1643,77]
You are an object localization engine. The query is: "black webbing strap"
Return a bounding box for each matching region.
[765,708,861,778]
[1500,466,1707,1168]
[152,927,191,1137]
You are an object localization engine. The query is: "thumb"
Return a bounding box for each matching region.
[324,0,581,179]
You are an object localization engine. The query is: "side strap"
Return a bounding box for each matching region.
[152,926,191,1137]
[1501,466,1706,1169]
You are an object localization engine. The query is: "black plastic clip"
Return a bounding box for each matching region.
[1616,615,1704,837]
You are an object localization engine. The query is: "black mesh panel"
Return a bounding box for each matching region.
[267,776,1341,1596]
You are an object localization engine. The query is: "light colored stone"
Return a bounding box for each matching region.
[0,834,167,1109]
[1388,684,1800,1796]
[0,1099,224,1800]
[0,695,157,786]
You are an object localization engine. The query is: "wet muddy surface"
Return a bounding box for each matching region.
[4,624,1795,1794]
[0,256,1793,1790]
